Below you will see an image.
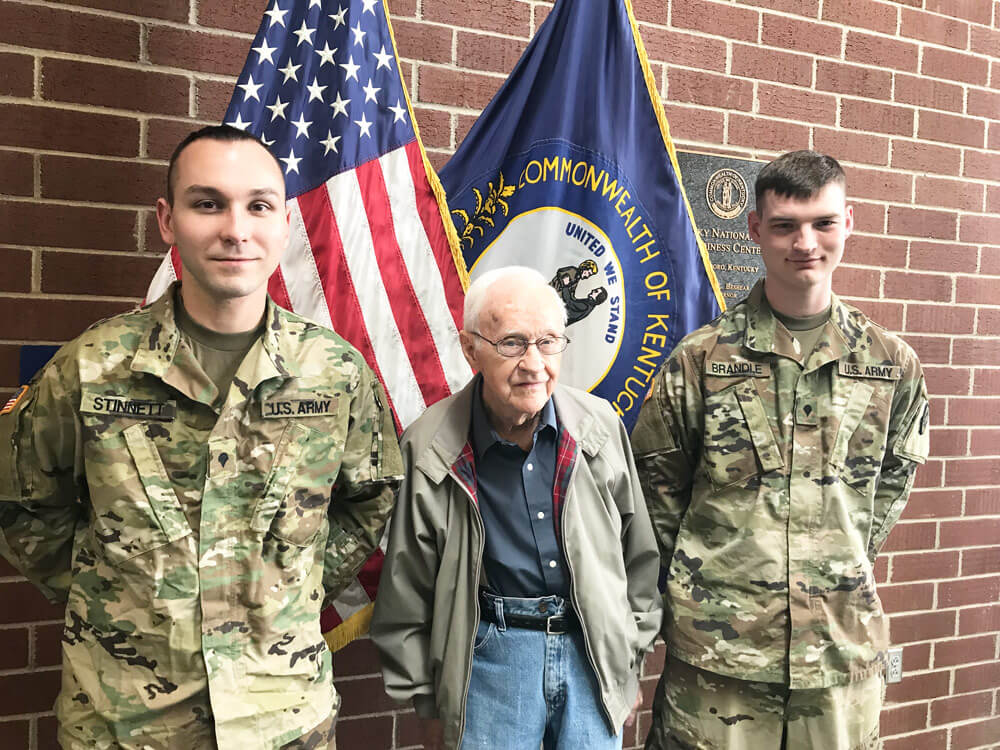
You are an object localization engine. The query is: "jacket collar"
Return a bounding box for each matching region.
[417,377,609,484]
[743,279,867,370]
[130,282,292,404]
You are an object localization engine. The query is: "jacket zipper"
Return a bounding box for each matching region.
[450,468,485,747]
[559,455,617,731]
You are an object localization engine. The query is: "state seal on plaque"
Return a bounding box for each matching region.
[706,168,748,220]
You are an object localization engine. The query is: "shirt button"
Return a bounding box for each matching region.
[537,511,545,520]
[549,560,557,568]
[526,463,534,471]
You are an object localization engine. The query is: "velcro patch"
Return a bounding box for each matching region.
[81,393,176,421]
[262,396,339,418]
[838,361,902,381]
[1,385,29,415]
[706,359,770,377]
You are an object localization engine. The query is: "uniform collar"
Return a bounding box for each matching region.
[743,279,867,369]
[130,282,292,404]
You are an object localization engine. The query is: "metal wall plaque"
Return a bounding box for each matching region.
[676,151,766,306]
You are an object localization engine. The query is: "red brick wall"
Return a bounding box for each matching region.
[1,0,998,748]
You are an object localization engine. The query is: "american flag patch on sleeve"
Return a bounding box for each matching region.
[1,385,29,416]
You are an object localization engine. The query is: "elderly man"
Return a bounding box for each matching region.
[0,125,401,749]
[633,151,928,749]
[371,266,661,749]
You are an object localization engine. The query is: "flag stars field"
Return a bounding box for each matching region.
[226,0,417,197]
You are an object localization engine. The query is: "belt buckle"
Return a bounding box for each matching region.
[545,615,564,635]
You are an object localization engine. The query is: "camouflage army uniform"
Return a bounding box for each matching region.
[632,281,928,725]
[0,285,402,749]
[648,654,883,749]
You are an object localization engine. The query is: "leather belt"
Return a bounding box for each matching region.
[479,594,579,635]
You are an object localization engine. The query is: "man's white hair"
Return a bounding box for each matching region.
[463,265,567,333]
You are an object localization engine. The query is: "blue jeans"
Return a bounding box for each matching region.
[461,595,623,750]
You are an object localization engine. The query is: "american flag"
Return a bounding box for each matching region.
[146,0,473,648]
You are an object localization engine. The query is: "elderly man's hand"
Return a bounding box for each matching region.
[419,717,445,749]
[625,686,643,728]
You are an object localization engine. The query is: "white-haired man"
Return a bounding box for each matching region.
[372,267,662,749]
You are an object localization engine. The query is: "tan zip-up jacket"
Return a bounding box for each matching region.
[371,379,662,748]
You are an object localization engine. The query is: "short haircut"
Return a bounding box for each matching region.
[463,266,567,332]
[754,150,846,213]
[165,124,284,205]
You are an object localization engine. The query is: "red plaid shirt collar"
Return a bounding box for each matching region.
[451,400,578,539]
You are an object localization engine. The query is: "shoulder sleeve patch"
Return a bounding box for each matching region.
[0,386,33,498]
[896,401,930,464]
[1,386,29,416]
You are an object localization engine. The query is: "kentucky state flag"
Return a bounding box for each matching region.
[439,0,723,429]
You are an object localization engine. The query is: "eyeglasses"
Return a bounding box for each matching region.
[472,331,570,358]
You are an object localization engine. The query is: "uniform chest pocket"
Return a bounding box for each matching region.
[82,418,192,566]
[702,380,783,490]
[252,422,341,547]
[830,380,886,497]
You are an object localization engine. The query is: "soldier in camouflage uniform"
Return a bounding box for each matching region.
[0,126,402,749]
[632,151,929,749]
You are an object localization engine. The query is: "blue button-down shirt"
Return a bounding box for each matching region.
[471,380,568,597]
